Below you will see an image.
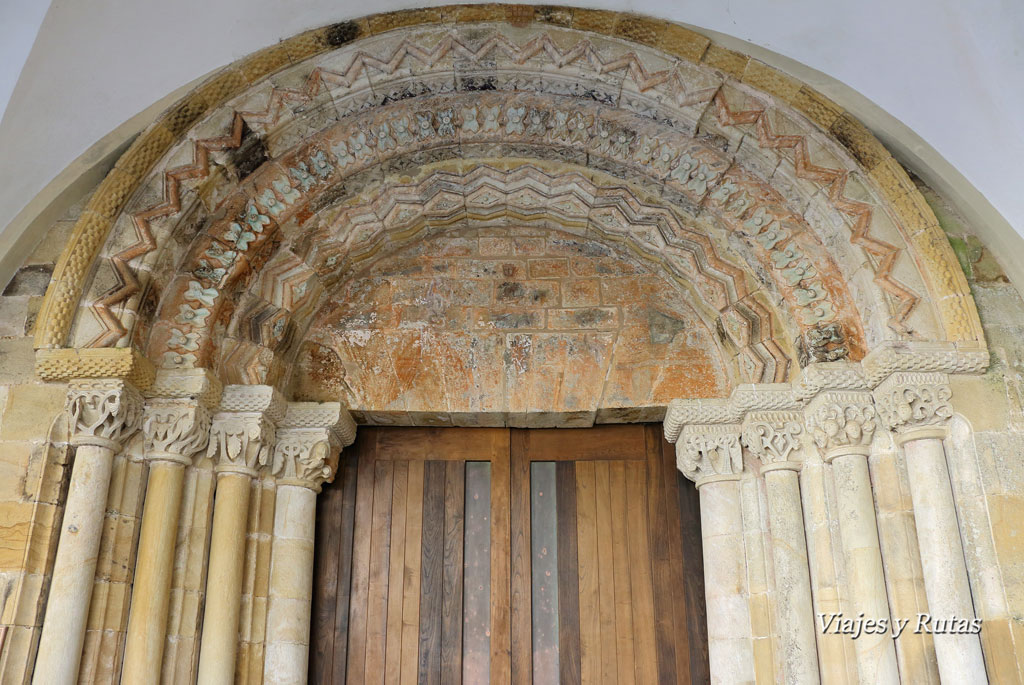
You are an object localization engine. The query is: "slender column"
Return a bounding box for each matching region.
[197,385,283,685]
[33,379,142,685]
[742,412,819,684]
[121,395,212,685]
[806,391,899,684]
[677,424,755,685]
[264,402,356,685]
[876,373,987,683]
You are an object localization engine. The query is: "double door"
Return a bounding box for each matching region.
[310,425,708,684]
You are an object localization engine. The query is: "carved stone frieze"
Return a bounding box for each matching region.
[741,411,804,468]
[143,399,212,465]
[874,371,953,439]
[66,379,143,450]
[804,390,877,459]
[677,424,743,485]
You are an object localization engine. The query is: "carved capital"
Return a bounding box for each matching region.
[874,372,952,440]
[741,411,804,469]
[207,413,275,477]
[270,402,357,490]
[143,399,211,465]
[805,391,876,459]
[66,379,143,451]
[677,424,743,486]
[272,429,337,491]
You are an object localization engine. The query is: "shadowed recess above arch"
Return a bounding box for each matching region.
[32,5,986,420]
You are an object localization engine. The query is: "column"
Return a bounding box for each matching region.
[196,385,284,685]
[121,396,212,685]
[677,424,755,684]
[33,379,142,685]
[742,411,819,684]
[806,391,899,684]
[875,372,987,683]
[263,402,356,685]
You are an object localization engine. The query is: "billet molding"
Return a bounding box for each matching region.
[36,347,155,389]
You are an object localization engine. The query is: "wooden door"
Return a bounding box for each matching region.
[310,425,708,684]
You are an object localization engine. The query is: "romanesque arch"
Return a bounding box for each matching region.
[16,6,997,684]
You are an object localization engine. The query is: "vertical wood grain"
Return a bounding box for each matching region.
[310,458,342,683]
[418,460,446,685]
[331,453,360,684]
[645,427,677,684]
[384,461,410,683]
[626,460,658,685]
[661,433,692,681]
[441,460,466,684]
[530,462,560,685]
[594,461,618,684]
[345,439,377,684]
[400,460,425,685]
[491,432,512,685]
[365,460,395,684]
[575,461,600,685]
[610,461,636,685]
[672,446,711,684]
[510,429,533,685]
[463,462,492,684]
[556,461,581,685]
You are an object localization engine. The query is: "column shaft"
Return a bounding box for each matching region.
[830,452,900,684]
[902,435,987,683]
[121,461,186,684]
[764,468,820,684]
[32,445,115,685]
[196,472,253,684]
[700,479,756,684]
[264,484,317,685]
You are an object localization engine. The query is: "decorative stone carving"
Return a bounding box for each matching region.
[677,424,743,484]
[66,378,143,450]
[874,371,953,439]
[207,414,275,476]
[741,411,804,468]
[143,399,212,465]
[271,402,356,489]
[805,391,876,459]
[206,384,285,476]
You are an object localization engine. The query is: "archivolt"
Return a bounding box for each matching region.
[33,7,983,390]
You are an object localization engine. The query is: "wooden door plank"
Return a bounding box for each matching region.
[610,461,636,685]
[556,461,581,685]
[670,442,711,684]
[310,459,342,683]
[376,427,509,461]
[384,461,410,684]
[644,427,677,684]
[594,461,619,684]
[418,460,446,685]
[625,460,658,685]
[330,452,360,684]
[659,432,692,681]
[530,461,560,685]
[490,431,512,685]
[575,461,600,685]
[365,460,395,685]
[400,460,425,685]
[510,429,533,685]
[518,425,647,461]
[346,437,378,684]
[463,462,492,684]
[441,460,466,684]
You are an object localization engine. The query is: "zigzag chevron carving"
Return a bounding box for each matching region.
[88,114,247,347]
[710,91,919,333]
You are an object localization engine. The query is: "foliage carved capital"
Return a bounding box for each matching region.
[143,399,211,464]
[804,391,876,459]
[874,372,952,439]
[741,411,804,468]
[677,424,743,485]
[66,378,143,450]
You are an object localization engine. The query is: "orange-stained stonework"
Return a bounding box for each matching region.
[290,227,727,423]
